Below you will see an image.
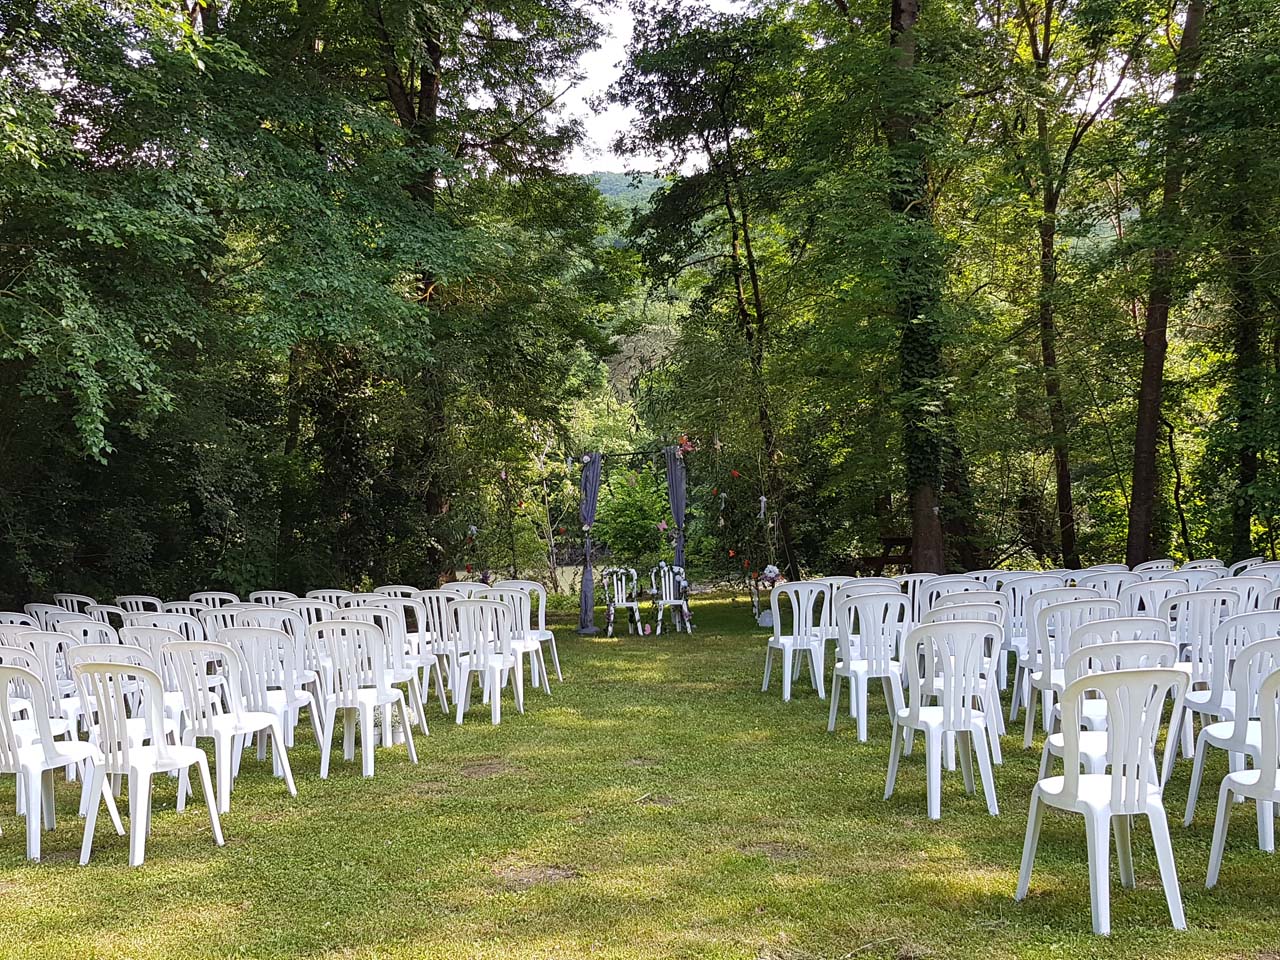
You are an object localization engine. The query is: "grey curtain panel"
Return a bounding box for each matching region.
[578,452,603,633]
[664,445,687,569]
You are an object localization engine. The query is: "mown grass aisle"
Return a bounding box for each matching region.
[0,597,1277,959]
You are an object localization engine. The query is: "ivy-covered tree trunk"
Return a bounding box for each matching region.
[886,0,946,573]
[1127,0,1207,565]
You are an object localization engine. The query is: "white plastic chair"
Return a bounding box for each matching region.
[1118,579,1187,617]
[415,589,459,707]
[651,563,692,634]
[85,604,126,627]
[1182,558,1225,570]
[923,575,982,612]
[1264,587,1280,612]
[1166,569,1221,590]
[1230,557,1265,577]
[74,658,223,866]
[1181,612,1280,764]
[1206,664,1280,887]
[885,620,1000,820]
[0,664,123,860]
[1184,636,1280,843]
[306,589,354,605]
[451,599,521,725]
[1206,575,1271,612]
[1075,571,1140,599]
[0,612,37,628]
[306,619,418,776]
[1024,597,1121,747]
[248,590,297,607]
[24,603,66,630]
[190,591,239,607]
[1010,586,1102,715]
[53,593,95,614]
[1016,667,1188,935]
[828,591,908,738]
[898,573,934,626]
[219,626,321,751]
[336,605,430,740]
[494,579,562,681]
[762,582,826,702]
[115,595,163,613]
[365,596,449,714]
[602,568,643,637]
[373,585,418,598]
[1247,562,1280,586]
[478,587,545,699]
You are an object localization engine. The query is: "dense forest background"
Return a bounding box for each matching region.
[1,0,1277,605]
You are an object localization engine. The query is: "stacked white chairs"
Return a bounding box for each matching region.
[827,591,908,739]
[364,596,450,714]
[762,582,826,702]
[0,664,123,861]
[74,655,223,866]
[451,598,521,725]
[163,640,296,813]
[306,619,418,776]
[335,605,430,740]
[1184,636,1280,845]
[1016,666,1188,935]
[1206,664,1280,887]
[1206,575,1270,612]
[602,567,643,637]
[885,620,1000,820]
[495,579,562,682]
[651,562,692,634]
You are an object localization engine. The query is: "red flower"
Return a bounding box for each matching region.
[742,559,750,569]
[728,549,736,558]
[465,564,473,573]
[730,469,740,479]
[711,487,718,496]
[559,526,566,534]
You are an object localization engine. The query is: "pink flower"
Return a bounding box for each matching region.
[657,521,668,531]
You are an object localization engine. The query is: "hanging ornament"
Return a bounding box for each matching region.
[712,434,723,453]
[758,495,767,520]
[500,468,507,481]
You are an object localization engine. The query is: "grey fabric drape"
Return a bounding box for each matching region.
[578,452,603,633]
[664,445,687,569]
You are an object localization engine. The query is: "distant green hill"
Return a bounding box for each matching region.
[590,171,664,207]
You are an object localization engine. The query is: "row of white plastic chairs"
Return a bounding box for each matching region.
[761,558,1280,935]
[0,580,562,865]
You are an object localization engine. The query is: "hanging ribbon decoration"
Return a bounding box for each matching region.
[758,495,767,520]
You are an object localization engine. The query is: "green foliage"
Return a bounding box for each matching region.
[593,472,671,569]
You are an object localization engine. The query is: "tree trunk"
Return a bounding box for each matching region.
[1126,0,1206,565]
[1037,209,1079,567]
[887,0,946,573]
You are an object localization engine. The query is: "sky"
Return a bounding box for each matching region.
[562,9,644,175]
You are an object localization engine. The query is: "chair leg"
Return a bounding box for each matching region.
[1114,814,1135,889]
[1258,799,1274,853]
[79,763,108,866]
[536,647,551,694]
[269,719,297,798]
[359,706,375,777]
[399,699,418,764]
[214,733,231,815]
[1023,686,1038,749]
[781,648,793,702]
[1180,707,1195,759]
[1149,805,1186,929]
[926,729,943,820]
[1206,779,1235,889]
[855,674,869,743]
[1037,741,1052,779]
[41,767,55,831]
[513,661,526,715]
[1015,791,1044,900]
[24,764,43,861]
[128,771,153,867]
[827,673,841,733]
[193,754,225,848]
[973,724,999,816]
[957,730,975,795]
[762,646,773,692]
[1084,810,1112,935]
[343,708,356,761]
[884,721,903,800]
[319,702,338,779]
[1184,734,1211,826]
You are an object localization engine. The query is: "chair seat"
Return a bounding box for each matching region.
[529,629,555,642]
[896,704,986,732]
[1186,688,1235,717]
[1045,729,1108,758]
[1036,772,1164,813]
[834,658,899,679]
[1201,718,1261,752]
[767,635,822,651]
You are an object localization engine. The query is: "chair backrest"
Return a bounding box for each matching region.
[440,581,484,598]
[923,601,1003,626]
[124,611,203,643]
[602,568,637,605]
[1219,638,1280,754]
[415,590,457,653]
[0,624,35,648]
[1062,639,1178,686]
[480,586,534,639]
[199,607,241,641]
[452,599,513,671]
[189,591,240,607]
[56,617,119,647]
[770,582,826,643]
[1263,587,1280,612]
[366,596,428,657]
[217,627,300,713]
[1230,556,1265,577]
[1207,576,1271,612]
[494,580,549,631]
[307,619,387,705]
[248,590,298,607]
[280,598,338,627]
[1132,558,1176,575]
[836,582,904,608]
[650,563,686,603]
[901,621,1000,733]
[0,664,60,770]
[115,595,163,613]
[1248,562,1280,587]
[337,605,410,672]
[1205,612,1280,715]
[1118,578,1188,617]
[1024,587,1100,654]
[1058,668,1186,813]
[933,589,1007,616]
[923,575,983,612]
[0,611,36,627]
[1032,597,1122,674]
[71,657,173,773]
[234,606,306,641]
[1160,590,1238,682]
[24,603,65,629]
[373,584,418,598]
[53,593,95,613]
[838,591,908,675]
[339,592,386,607]
[1182,558,1224,571]
[163,640,247,735]
[1086,563,1130,573]
[1074,571,1140,599]
[306,589,353,605]
[1165,568,1221,590]
[1067,616,1170,657]
[1248,668,1280,796]
[119,626,186,691]
[897,574,935,625]
[160,601,205,617]
[1002,575,1067,634]
[85,604,125,626]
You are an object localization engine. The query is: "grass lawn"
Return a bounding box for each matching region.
[0,596,1278,959]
